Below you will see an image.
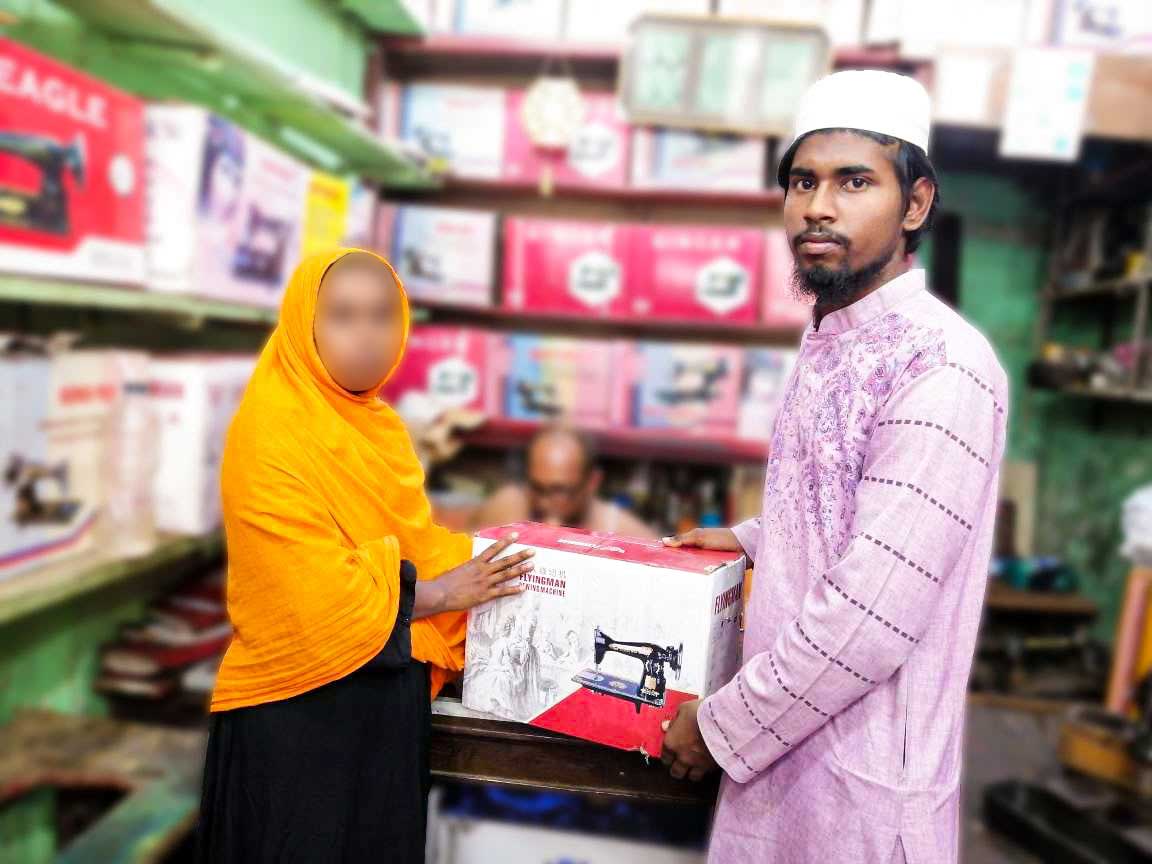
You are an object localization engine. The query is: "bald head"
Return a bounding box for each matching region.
[526,426,601,527]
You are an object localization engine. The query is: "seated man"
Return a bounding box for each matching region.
[474,426,657,539]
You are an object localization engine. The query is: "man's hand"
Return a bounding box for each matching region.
[661,699,718,782]
[662,527,742,553]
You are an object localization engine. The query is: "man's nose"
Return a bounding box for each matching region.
[803,182,837,225]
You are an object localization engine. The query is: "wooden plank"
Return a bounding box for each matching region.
[985,583,1099,616]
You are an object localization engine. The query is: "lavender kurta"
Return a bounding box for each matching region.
[699,270,1007,864]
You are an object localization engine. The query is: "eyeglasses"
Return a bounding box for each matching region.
[528,481,587,501]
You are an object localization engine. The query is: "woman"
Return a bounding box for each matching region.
[197,249,532,863]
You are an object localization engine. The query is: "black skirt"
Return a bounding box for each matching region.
[196,562,430,864]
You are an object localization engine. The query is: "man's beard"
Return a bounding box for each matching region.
[791,241,898,308]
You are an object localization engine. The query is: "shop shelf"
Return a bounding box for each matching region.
[461,418,768,465]
[426,177,786,208]
[0,533,223,628]
[0,275,279,326]
[1049,274,1152,300]
[411,301,804,346]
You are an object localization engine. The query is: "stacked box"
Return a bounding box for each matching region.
[738,348,799,442]
[495,334,619,428]
[464,522,746,755]
[618,342,744,436]
[383,325,493,417]
[630,128,766,192]
[399,84,508,179]
[391,205,497,307]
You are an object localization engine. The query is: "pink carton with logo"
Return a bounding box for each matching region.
[382,325,492,417]
[630,225,762,323]
[502,217,633,318]
[761,228,812,328]
[504,91,630,190]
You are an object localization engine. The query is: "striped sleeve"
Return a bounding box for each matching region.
[699,360,1006,782]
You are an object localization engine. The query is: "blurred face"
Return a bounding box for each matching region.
[784,130,932,309]
[527,436,600,527]
[314,258,405,393]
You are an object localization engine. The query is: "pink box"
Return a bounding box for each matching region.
[382,325,492,416]
[617,342,744,437]
[761,228,812,328]
[630,225,762,322]
[504,91,630,190]
[492,334,619,428]
[502,218,633,318]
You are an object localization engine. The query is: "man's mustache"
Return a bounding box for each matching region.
[793,229,850,249]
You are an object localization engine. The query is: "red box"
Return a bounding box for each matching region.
[502,217,633,318]
[630,225,762,322]
[0,39,146,283]
[382,325,493,417]
[761,228,812,328]
[504,90,630,190]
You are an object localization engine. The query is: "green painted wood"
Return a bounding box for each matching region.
[0,789,55,864]
[340,0,424,35]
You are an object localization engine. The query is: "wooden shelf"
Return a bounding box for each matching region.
[0,533,223,628]
[422,177,786,209]
[462,418,768,465]
[985,583,1099,617]
[1047,384,1152,405]
[1050,275,1151,300]
[412,301,804,347]
[0,275,278,326]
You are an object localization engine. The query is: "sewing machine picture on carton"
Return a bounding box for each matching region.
[463,522,745,756]
[0,132,85,235]
[573,627,683,713]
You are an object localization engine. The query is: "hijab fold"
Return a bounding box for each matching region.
[210,248,471,713]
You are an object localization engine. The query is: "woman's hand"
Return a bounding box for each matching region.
[662,527,742,553]
[416,534,533,617]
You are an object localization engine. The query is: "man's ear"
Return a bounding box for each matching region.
[903,177,935,233]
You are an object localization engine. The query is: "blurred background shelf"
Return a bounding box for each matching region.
[0,276,278,326]
[1047,384,1152,405]
[985,583,1100,617]
[0,533,223,628]
[461,419,768,465]
[423,178,787,209]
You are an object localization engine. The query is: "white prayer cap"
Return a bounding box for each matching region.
[779,70,932,184]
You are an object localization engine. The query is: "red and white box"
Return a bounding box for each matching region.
[382,325,493,417]
[617,342,744,437]
[391,205,497,307]
[0,39,146,283]
[504,91,630,190]
[464,522,745,755]
[503,217,633,318]
[630,225,763,322]
[631,128,766,192]
[761,228,812,328]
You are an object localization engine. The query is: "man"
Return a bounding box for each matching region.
[474,425,657,539]
[661,70,1007,864]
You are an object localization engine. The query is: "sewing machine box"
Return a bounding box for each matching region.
[0,39,146,283]
[382,325,493,417]
[391,205,497,307]
[761,228,813,328]
[502,217,634,318]
[493,334,620,428]
[631,128,766,192]
[299,171,350,260]
[397,84,507,179]
[504,90,630,190]
[738,347,799,441]
[562,0,709,45]
[463,522,746,756]
[145,105,308,308]
[150,355,255,536]
[1,350,117,578]
[616,342,744,437]
[630,225,763,322]
[453,0,564,40]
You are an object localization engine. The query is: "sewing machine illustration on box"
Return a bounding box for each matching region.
[0,131,86,235]
[233,205,290,285]
[655,357,729,406]
[3,454,81,527]
[516,380,561,417]
[572,627,683,713]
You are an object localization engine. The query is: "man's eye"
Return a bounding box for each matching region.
[792,177,815,191]
[845,177,870,191]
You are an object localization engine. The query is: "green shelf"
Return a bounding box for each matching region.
[0,275,279,325]
[0,532,223,628]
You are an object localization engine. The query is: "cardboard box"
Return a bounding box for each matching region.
[760,228,812,328]
[383,325,493,417]
[400,84,507,179]
[630,128,766,192]
[151,356,254,536]
[463,522,745,755]
[1,351,117,577]
[504,90,630,190]
[495,334,618,427]
[344,181,377,249]
[0,39,146,283]
[502,217,633,317]
[630,225,763,322]
[101,351,158,558]
[299,171,350,259]
[738,347,798,441]
[146,106,308,308]
[618,342,744,436]
[562,0,710,46]
[718,0,865,47]
[391,205,497,307]
[454,0,564,39]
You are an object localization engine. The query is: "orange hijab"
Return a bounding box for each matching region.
[210,248,472,713]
